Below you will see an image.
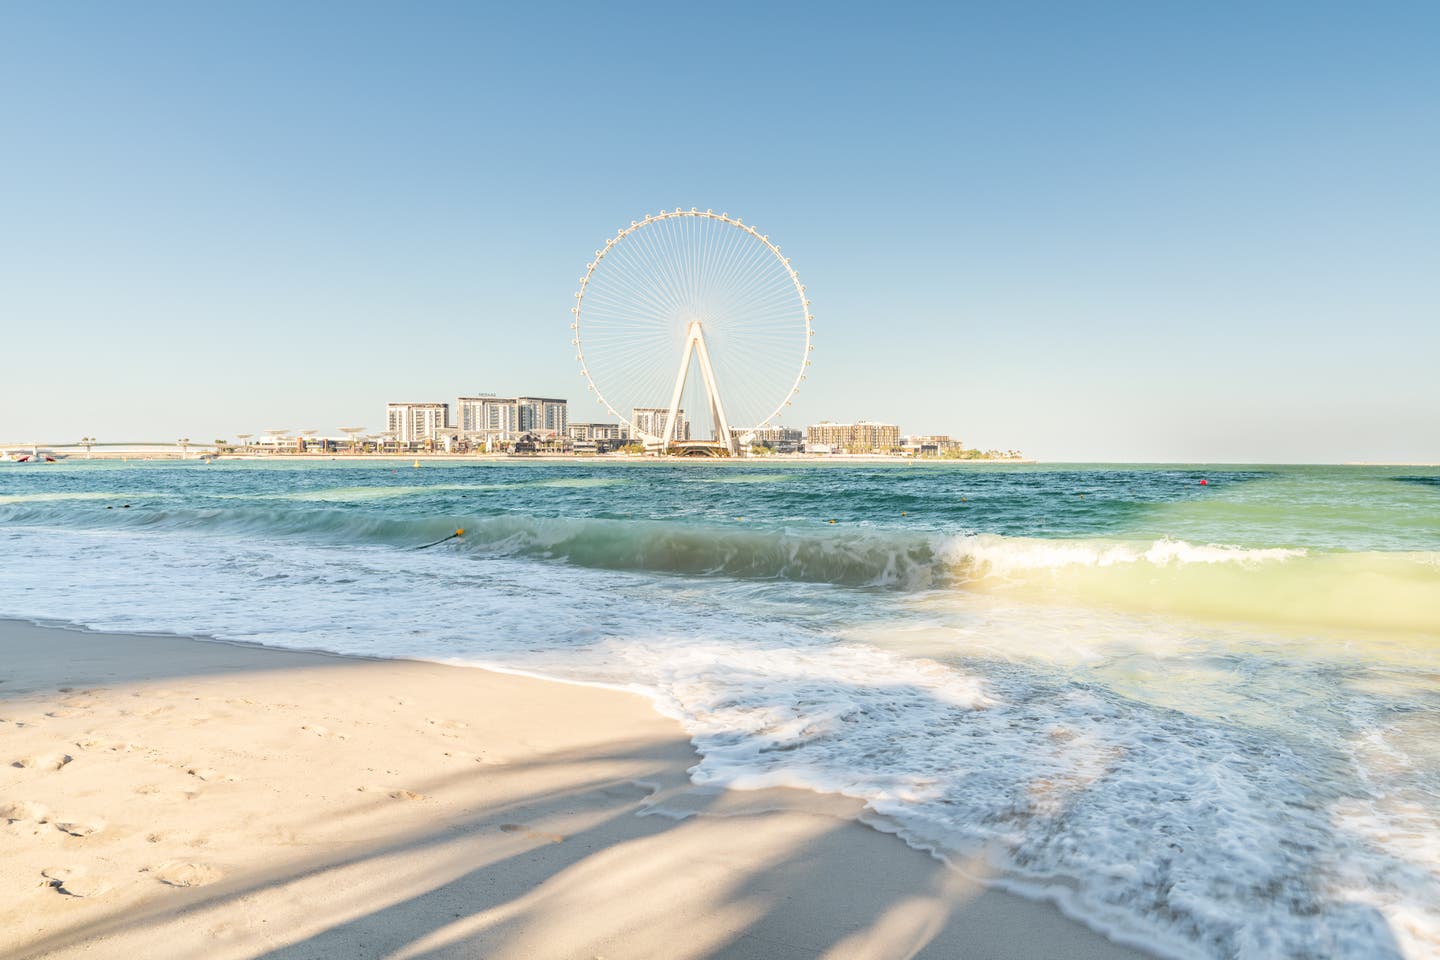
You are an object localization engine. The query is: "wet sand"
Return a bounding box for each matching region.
[1,619,1150,959]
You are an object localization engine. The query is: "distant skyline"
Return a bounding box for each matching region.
[2,2,1436,462]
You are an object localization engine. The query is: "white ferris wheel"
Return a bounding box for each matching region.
[571,208,813,454]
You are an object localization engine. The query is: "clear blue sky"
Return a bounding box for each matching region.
[2,1,1436,461]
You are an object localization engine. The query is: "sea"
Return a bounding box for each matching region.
[2,459,1437,959]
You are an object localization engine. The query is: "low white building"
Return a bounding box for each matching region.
[568,422,629,442]
[901,434,963,457]
[745,425,804,453]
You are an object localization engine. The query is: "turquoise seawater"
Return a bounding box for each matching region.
[2,460,1437,958]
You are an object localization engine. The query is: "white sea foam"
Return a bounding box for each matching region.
[0,524,1434,958]
[0,491,138,504]
[939,533,1306,577]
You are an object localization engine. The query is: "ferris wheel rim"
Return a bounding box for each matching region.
[570,208,814,434]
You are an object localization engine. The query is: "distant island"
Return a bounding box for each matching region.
[4,400,1026,462]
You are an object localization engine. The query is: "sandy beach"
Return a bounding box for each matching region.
[1,618,1150,960]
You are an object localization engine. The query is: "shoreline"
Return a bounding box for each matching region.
[9,452,1037,465]
[1,617,1153,959]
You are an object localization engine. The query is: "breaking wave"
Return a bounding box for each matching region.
[3,500,1435,634]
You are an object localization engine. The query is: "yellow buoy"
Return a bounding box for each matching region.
[413,459,420,468]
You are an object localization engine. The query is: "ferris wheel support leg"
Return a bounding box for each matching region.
[661,333,697,453]
[690,323,737,456]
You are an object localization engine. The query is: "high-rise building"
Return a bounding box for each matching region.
[517,397,568,436]
[631,407,689,442]
[805,420,901,453]
[386,402,450,444]
[458,395,521,439]
[458,395,568,440]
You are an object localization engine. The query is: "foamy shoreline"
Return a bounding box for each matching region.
[0,618,1151,960]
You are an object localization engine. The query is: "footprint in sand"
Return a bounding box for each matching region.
[473,753,509,766]
[152,860,223,887]
[54,818,106,838]
[11,753,74,772]
[0,800,51,823]
[43,866,110,898]
[186,767,238,783]
[498,823,566,844]
[388,789,427,801]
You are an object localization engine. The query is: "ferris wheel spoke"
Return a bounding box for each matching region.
[721,226,785,296]
[694,218,740,308]
[704,227,770,314]
[604,226,674,320]
[721,254,799,314]
[579,290,675,327]
[695,217,730,312]
[589,342,660,374]
[628,219,694,320]
[587,275,680,325]
[636,215,691,316]
[597,241,686,321]
[676,216,699,309]
[659,215,701,315]
[579,300,669,328]
[583,277,679,327]
[726,289,805,327]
